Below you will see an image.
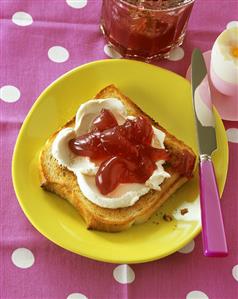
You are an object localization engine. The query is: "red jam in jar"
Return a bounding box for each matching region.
[100,0,195,60]
[69,109,169,195]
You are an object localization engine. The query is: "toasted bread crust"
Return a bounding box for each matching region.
[40,85,196,232]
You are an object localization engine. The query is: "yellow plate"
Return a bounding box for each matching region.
[12,59,228,264]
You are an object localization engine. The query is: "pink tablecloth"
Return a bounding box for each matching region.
[1,1,238,299]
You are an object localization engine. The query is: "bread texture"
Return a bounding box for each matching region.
[40,85,196,232]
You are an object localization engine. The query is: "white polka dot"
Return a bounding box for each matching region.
[232,264,238,282]
[186,291,209,299]
[67,293,88,299]
[226,21,238,29]
[226,128,238,143]
[104,44,122,59]
[167,47,184,61]
[48,46,69,63]
[113,264,135,284]
[12,12,33,26]
[66,0,87,9]
[11,248,35,269]
[178,240,195,254]
[0,85,21,103]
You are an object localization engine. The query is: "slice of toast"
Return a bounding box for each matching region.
[40,85,196,232]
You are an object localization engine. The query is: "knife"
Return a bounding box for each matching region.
[191,48,228,257]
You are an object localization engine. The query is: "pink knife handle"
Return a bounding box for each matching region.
[199,157,228,257]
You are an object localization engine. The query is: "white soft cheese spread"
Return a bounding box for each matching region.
[52,98,170,209]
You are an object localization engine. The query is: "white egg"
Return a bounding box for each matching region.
[210,27,238,96]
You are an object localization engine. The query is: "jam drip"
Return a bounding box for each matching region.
[69,109,169,195]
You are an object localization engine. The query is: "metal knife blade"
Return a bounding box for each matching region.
[191,48,217,157]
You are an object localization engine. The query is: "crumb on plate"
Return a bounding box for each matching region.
[180,208,188,215]
[163,214,173,222]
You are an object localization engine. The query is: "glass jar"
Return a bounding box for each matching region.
[100,0,195,61]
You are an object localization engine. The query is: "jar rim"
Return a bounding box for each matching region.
[118,0,195,12]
